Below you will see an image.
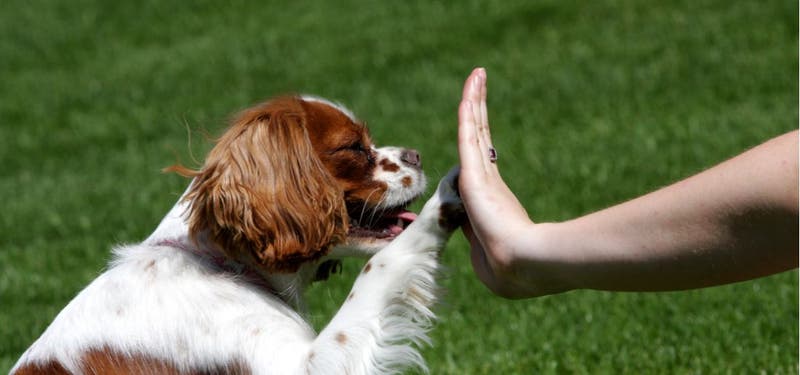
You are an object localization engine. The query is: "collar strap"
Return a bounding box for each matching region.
[155,238,276,293]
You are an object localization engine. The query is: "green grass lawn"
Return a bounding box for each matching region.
[1,0,796,373]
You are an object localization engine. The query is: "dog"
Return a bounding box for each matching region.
[12,95,463,375]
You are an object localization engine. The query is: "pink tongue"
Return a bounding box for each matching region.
[396,211,418,222]
[388,211,417,236]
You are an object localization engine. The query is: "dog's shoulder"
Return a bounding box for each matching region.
[14,243,316,374]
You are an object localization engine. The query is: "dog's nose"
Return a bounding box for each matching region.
[401,149,421,168]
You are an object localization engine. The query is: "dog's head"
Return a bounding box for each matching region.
[172,96,426,273]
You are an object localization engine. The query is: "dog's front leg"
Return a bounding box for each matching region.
[305,168,463,375]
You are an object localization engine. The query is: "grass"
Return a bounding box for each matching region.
[1,0,796,373]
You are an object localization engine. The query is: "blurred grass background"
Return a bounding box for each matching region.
[0,0,796,373]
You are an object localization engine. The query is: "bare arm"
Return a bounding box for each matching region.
[539,130,798,293]
[458,68,799,298]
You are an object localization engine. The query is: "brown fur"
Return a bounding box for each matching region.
[12,360,69,375]
[168,97,349,273]
[379,159,400,172]
[299,100,388,206]
[83,348,250,375]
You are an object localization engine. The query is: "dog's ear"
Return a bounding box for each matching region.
[171,97,348,273]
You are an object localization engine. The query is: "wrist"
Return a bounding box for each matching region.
[503,221,584,296]
[527,221,588,292]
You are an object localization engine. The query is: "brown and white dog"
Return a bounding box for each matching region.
[13,96,463,375]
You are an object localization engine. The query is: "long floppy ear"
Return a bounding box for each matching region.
[171,97,348,273]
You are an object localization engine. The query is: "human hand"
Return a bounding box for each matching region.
[457,68,562,298]
[458,69,799,299]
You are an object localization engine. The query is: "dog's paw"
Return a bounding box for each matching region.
[434,166,465,232]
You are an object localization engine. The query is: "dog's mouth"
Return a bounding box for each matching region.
[347,206,418,240]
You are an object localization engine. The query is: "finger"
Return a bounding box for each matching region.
[478,68,489,128]
[473,68,497,174]
[465,69,494,171]
[470,69,500,174]
[462,68,485,105]
[462,68,485,141]
[469,70,485,134]
[463,68,486,139]
[458,99,487,176]
[477,69,492,149]
[471,68,489,134]
[458,70,491,176]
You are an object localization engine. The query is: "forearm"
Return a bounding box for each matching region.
[536,131,798,292]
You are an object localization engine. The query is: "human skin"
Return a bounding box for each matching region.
[457,67,798,299]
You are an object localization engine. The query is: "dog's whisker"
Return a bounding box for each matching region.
[367,194,391,228]
[358,187,382,226]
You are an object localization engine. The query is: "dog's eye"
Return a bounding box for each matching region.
[338,142,365,154]
[334,142,374,163]
[350,143,366,153]
[345,142,375,163]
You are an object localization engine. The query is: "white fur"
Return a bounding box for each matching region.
[373,146,427,209]
[300,95,358,123]
[13,155,460,375]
